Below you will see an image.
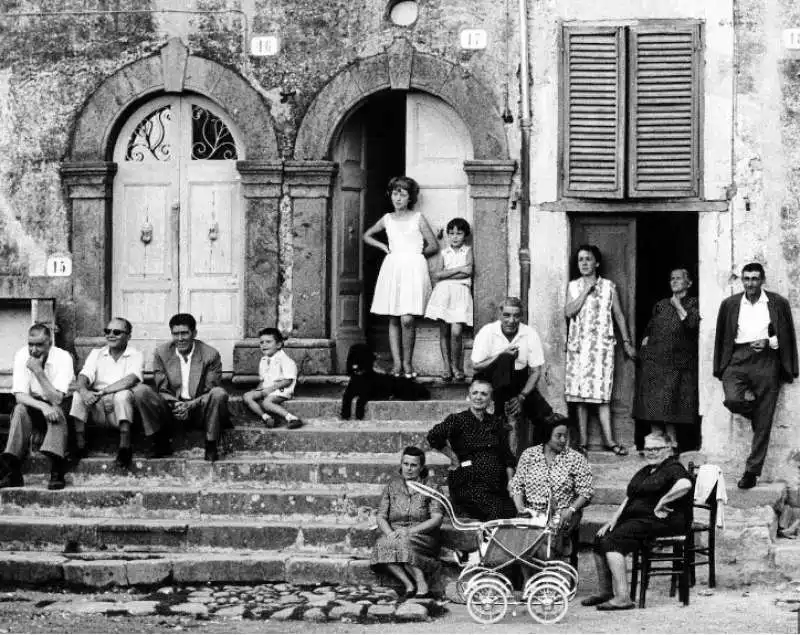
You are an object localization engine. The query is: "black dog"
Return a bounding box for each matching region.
[340,343,430,419]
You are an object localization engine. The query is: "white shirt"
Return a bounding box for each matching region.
[736,292,779,348]
[471,320,545,370]
[79,345,144,390]
[259,349,298,398]
[12,345,74,398]
[176,346,195,400]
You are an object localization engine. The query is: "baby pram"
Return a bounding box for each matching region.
[408,481,578,625]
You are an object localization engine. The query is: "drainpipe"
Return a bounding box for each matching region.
[517,0,532,322]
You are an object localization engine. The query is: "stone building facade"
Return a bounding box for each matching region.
[0,0,798,482]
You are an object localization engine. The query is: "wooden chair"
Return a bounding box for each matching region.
[629,462,719,608]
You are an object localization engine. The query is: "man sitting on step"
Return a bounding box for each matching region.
[0,323,73,490]
[471,297,567,454]
[69,317,172,470]
[153,313,229,462]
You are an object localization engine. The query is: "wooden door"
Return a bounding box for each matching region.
[113,97,242,370]
[331,116,368,371]
[405,92,474,245]
[570,216,637,444]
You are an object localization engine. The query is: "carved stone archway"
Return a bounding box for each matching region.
[294,39,516,330]
[61,39,281,360]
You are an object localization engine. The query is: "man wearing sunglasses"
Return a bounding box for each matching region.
[69,317,171,469]
[0,323,73,490]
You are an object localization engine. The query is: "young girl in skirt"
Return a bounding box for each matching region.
[363,176,439,378]
[425,217,473,382]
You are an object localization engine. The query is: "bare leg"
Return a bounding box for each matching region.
[451,323,464,375]
[406,565,428,596]
[385,564,415,594]
[606,551,632,605]
[594,551,614,597]
[597,403,617,446]
[388,317,402,374]
[400,314,416,374]
[577,404,589,447]
[438,322,452,377]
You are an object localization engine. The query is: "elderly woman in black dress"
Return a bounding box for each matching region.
[634,268,700,451]
[582,432,692,611]
[371,446,443,598]
[427,378,517,520]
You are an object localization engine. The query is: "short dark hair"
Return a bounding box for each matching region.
[401,446,429,480]
[258,327,284,343]
[742,262,765,279]
[574,244,603,275]
[110,317,133,334]
[540,415,570,447]
[446,217,471,237]
[169,313,197,331]
[29,323,52,339]
[499,297,523,312]
[469,377,494,395]
[386,176,420,209]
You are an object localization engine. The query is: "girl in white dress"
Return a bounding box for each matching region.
[425,218,473,381]
[364,176,438,378]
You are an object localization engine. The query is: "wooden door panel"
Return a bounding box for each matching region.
[185,180,238,276]
[120,183,172,277]
[570,216,636,445]
[331,116,367,371]
[406,94,473,239]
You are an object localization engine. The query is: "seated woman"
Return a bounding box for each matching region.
[371,446,444,598]
[509,418,594,559]
[582,432,692,610]
[427,379,517,521]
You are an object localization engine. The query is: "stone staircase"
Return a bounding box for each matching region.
[0,381,791,590]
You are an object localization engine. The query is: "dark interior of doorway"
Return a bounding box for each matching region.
[635,211,701,452]
[358,91,406,349]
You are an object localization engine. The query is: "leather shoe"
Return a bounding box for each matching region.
[145,432,173,459]
[737,472,758,489]
[204,441,219,462]
[0,471,23,489]
[47,454,66,491]
[115,447,133,470]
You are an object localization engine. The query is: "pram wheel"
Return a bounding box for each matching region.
[457,566,511,604]
[526,581,568,624]
[466,579,509,625]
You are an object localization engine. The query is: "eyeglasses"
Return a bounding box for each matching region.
[643,446,669,453]
[104,328,129,336]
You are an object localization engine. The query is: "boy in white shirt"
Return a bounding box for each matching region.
[243,328,303,429]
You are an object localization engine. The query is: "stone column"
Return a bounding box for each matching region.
[465,160,516,329]
[231,161,283,375]
[284,161,337,338]
[60,161,117,340]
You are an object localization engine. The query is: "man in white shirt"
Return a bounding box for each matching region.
[152,313,229,462]
[713,263,798,489]
[471,297,564,452]
[69,317,171,470]
[0,323,73,490]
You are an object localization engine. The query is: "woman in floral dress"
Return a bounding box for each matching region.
[564,245,635,455]
[371,446,443,598]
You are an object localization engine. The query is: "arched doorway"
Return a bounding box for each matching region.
[330,90,474,371]
[111,95,244,368]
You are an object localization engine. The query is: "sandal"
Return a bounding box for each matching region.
[575,444,588,456]
[453,371,466,382]
[440,372,454,383]
[605,443,629,456]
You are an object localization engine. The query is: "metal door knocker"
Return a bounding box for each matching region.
[140,220,153,244]
[208,221,220,242]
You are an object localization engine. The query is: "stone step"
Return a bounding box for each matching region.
[227,398,466,421]
[0,508,615,554]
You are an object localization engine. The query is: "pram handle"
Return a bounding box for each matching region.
[407,481,485,531]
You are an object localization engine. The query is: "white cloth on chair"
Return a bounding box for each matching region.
[694,464,727,528]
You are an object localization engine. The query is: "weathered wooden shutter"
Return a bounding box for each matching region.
[628,23,701,197]
[562,26,626,198]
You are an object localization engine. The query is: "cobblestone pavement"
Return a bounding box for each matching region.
[0,582,797,633]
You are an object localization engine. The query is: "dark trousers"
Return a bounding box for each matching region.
[721,345,781,476]
[475,352,555,445]
[167,387,229,442]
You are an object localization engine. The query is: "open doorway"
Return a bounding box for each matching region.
[329,90,475,373]
[569,212,699,449]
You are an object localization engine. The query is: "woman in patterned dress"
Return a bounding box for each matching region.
[509,418,594,559]
[371,446,443,598]
[427,379,517,521]
[564,245,636,456]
